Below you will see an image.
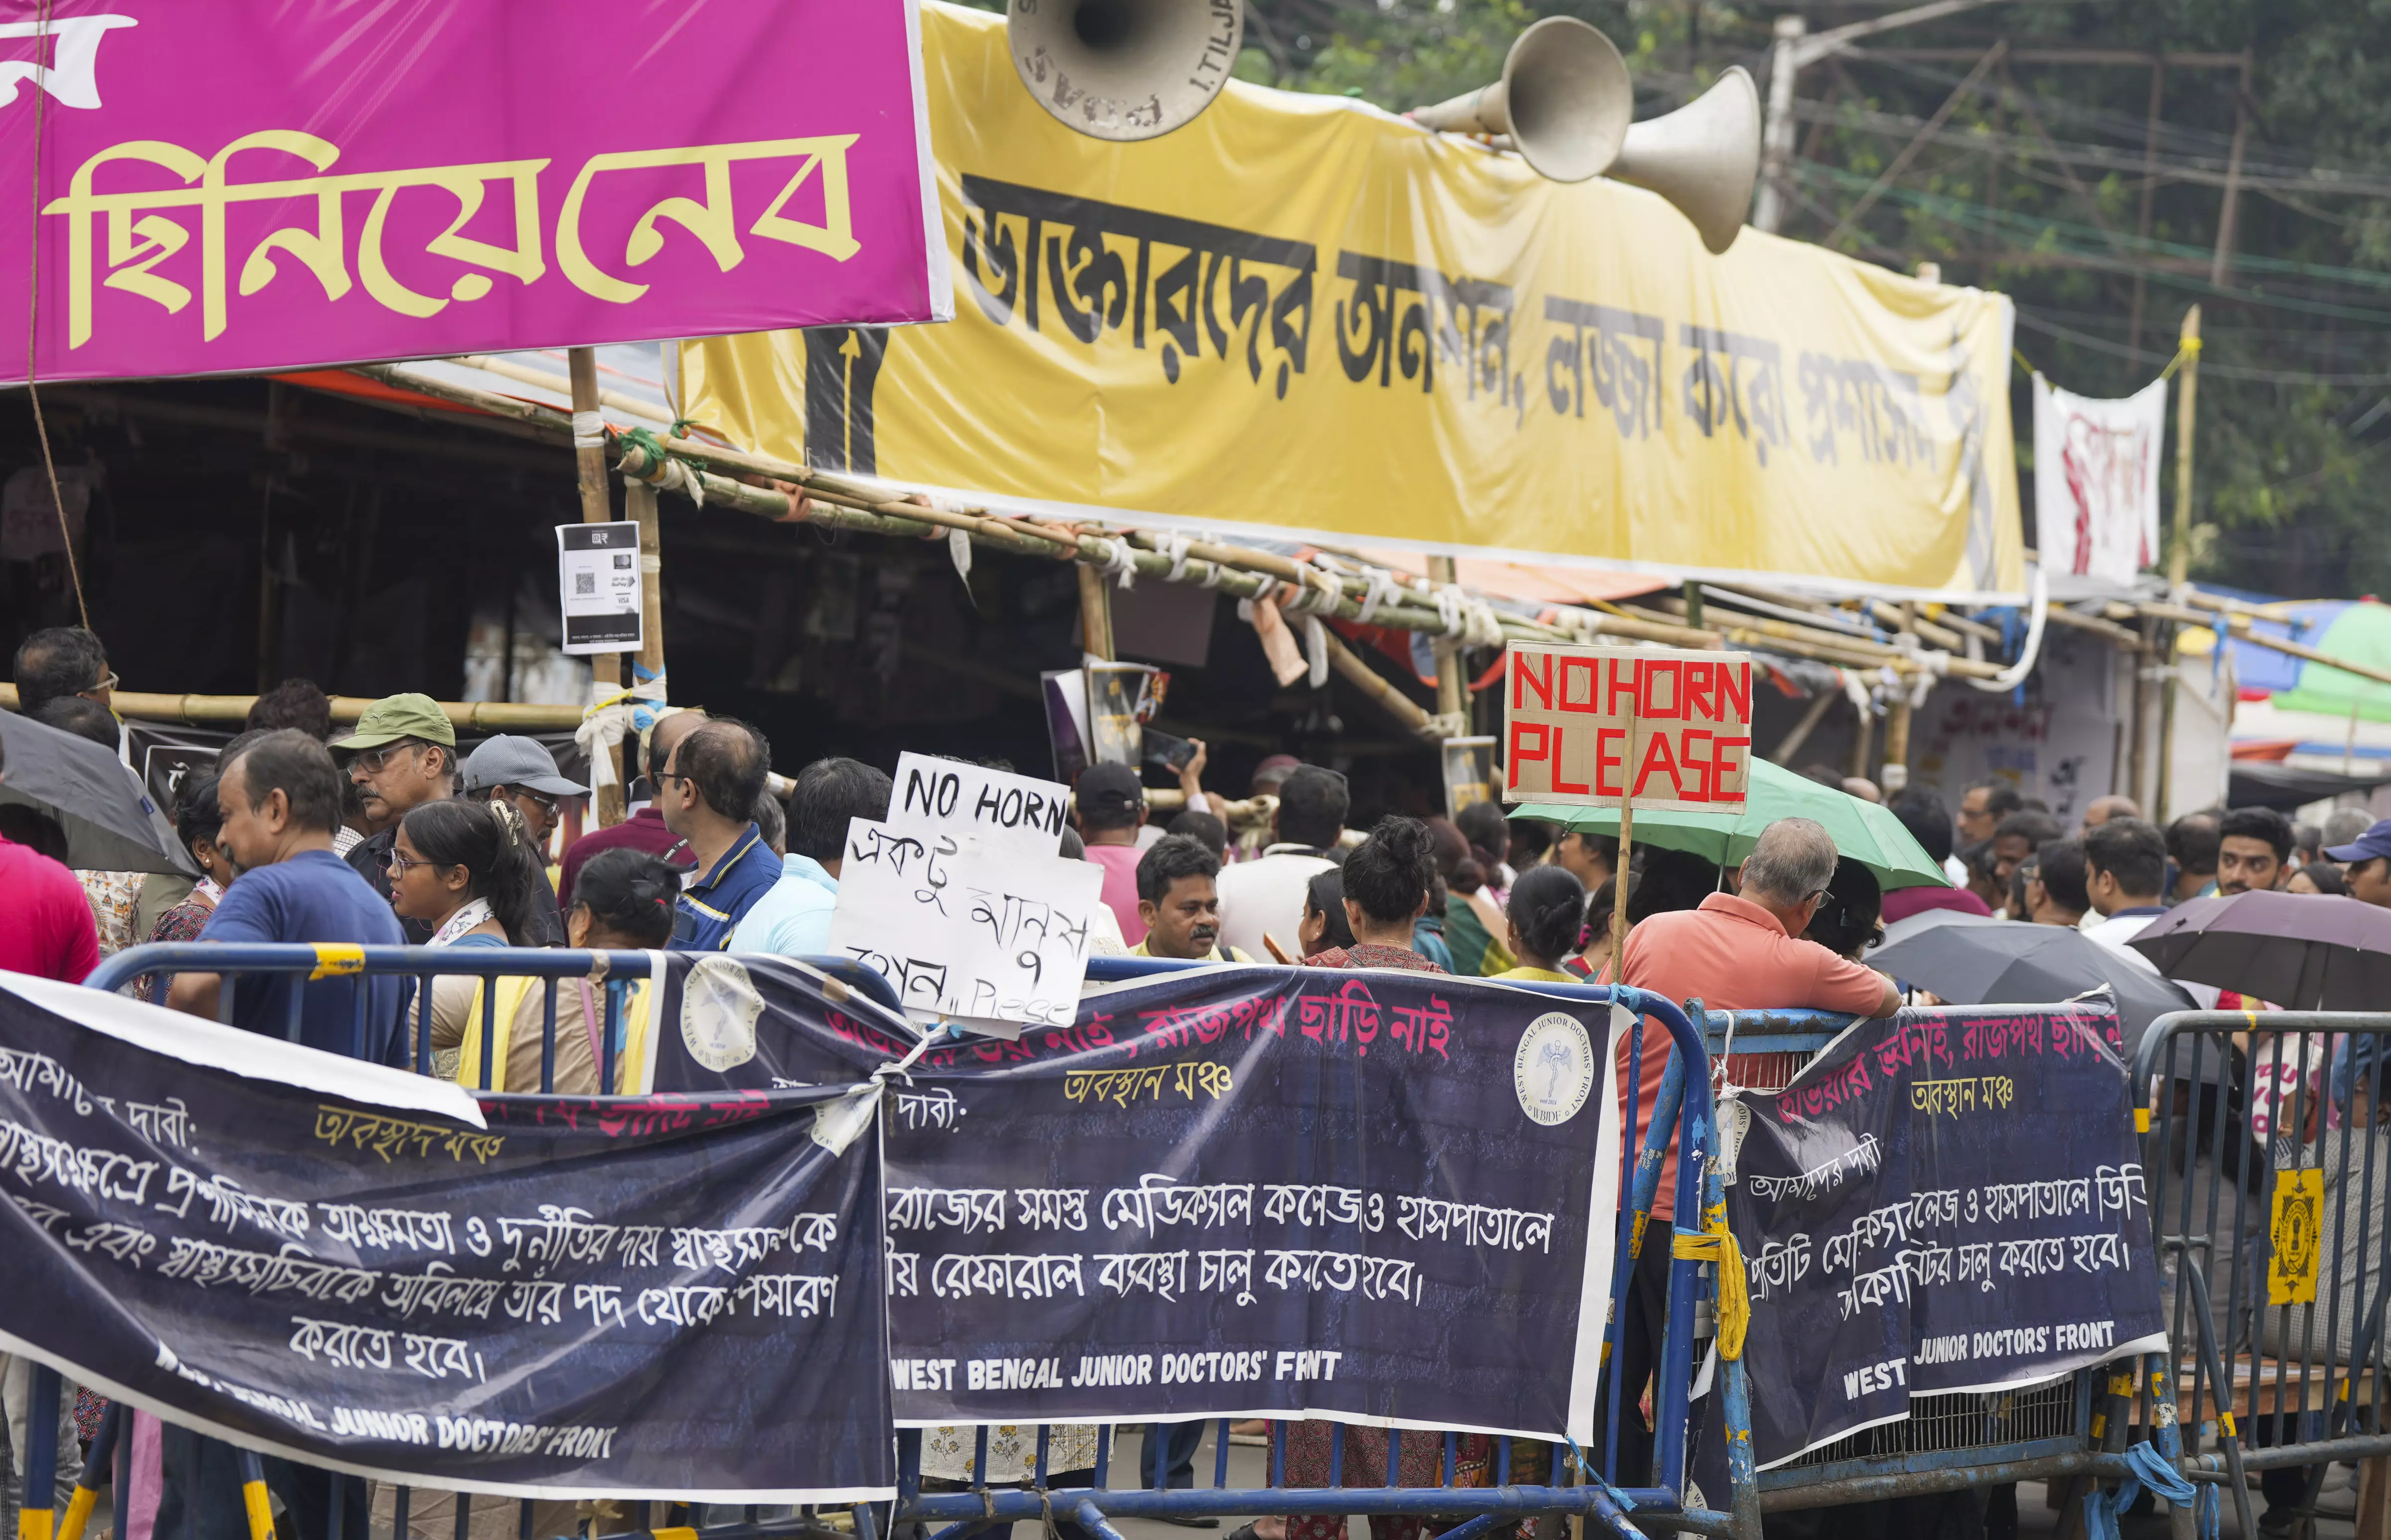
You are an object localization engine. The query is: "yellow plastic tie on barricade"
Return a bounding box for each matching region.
[2218,1411,2236,1438]
[2134,1108,2150,1133]
[241,1478,274,1540]
[655,1528,699,1540]
[20,1507,53,1540]
[1671,1203,1748,1361]
[308,943,367,980]
[55,1488,96,1540]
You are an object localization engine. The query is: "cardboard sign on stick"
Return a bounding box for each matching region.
[887,752,1071,860]
[830,754,1102,1034]
[1502,644,1753,812]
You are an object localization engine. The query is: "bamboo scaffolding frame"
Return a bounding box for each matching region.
[337,360,2060,690]
[0,685,582,729]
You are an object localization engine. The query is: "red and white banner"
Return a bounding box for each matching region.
[2032,373,2166,588]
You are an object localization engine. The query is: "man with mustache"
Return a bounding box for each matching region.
[1132,834,1250,963]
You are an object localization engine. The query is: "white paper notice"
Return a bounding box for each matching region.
[557,521,643,654]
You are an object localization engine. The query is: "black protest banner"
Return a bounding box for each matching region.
[0,973,891,1501]
[1728,1005,2166,1469]
[644,954,1627,1442]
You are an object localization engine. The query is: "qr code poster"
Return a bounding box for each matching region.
[556,521,644,654]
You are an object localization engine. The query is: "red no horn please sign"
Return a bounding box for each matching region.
[1503,644,1753,812]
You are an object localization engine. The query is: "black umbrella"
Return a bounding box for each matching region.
[1870,909,2195,1059]
[0,710,195,877]
[2125,891,2391,1011]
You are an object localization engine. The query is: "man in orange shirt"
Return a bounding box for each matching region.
[1604,817,1898,1482]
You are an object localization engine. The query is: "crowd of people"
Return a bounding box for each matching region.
[14,620,2391,1540]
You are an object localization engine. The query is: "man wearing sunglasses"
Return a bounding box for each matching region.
[329,693,461,942]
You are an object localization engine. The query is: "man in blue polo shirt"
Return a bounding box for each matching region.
[656,716,780,949]
[730,756,892,958]
[166,730,408,1061]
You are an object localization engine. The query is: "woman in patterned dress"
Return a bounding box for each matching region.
[137,776,232,1002]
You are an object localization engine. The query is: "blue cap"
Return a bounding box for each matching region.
[2324,818,2391,864]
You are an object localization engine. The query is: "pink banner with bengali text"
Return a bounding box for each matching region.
[0,0,950,384]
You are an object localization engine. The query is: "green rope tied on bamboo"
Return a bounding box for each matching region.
[615,426,710,508]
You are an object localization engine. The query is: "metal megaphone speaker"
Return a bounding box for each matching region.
[1409,16,1632,183]
[1007,0,1244,141]
[1607,66,1762,255]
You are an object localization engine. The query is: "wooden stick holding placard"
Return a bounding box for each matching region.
[1611,702,1639,972]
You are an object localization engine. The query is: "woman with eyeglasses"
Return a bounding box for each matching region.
[387,799,551,1082]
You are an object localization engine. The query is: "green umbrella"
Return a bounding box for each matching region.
[1511,757,1951,891]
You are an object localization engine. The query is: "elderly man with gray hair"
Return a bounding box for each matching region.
[1595,816,1900,1486]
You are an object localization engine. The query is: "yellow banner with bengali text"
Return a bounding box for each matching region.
[680,1,2025,601]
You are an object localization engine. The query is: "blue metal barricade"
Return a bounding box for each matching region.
[55,945,1750,1540]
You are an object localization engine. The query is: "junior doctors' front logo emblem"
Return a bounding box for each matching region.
[680,955,763,1072]
[1514,1011,1594,1127]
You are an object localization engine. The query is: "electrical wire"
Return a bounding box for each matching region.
[2011,309,2391,384]
[22,0,89,631]
[1793,162,2391,322]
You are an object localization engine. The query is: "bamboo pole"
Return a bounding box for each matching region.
[1771,688,1839,764]
[1846,693,1876,783]
[344,358,2014,677]
[1866,599,1964,653]
[1428,555,1467,726]
[1319,629,1434,734]
[0,685,583,730]
[569,347,626,827]
[614,442,1567,645]
[2043,605,2143,647]
[447,353,674,426]
[2127,616,2154,810]
[2148,600,2391,691]
[1077,564,1115,661]
[1880,607,1916,793]
[627,477,667,707]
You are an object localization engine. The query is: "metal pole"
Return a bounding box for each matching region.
[569,346,627,827]
[2127,62,2166,354]
[2157,305,2200,820]
[1752,16,1806,233]
[2209,52,2254,287]
[1750,0,2013,235]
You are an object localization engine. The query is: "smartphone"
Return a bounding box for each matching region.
[1142,727,1196,774]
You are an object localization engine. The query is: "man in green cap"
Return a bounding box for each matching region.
[329,692,458,943]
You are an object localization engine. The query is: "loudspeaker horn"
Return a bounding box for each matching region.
[1008,0,1243,142]
[1607,66,1762,255]
[1410,16,1632,183]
